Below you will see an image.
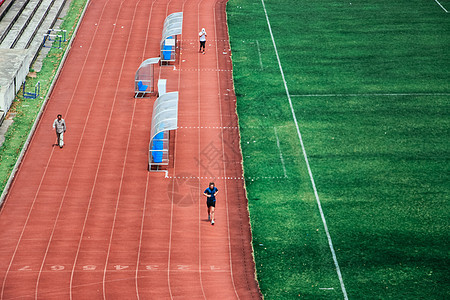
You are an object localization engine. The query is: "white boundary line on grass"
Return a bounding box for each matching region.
[434,0,449,12]
[291,92,450,97]
[260,0,349,299]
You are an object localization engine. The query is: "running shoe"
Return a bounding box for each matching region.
[211,220,215,225]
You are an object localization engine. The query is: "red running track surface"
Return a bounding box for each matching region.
[0,0,261,298]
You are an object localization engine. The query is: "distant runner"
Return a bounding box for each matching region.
[52,114,66,148]
[203,182,218,225]
[199,28,207,54]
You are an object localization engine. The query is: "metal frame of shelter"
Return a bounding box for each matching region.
[135,57,160,97]
[160,12,183,64]
[149,92,179,172]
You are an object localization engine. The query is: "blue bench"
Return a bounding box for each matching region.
[152,132,164,163]
[162,36,174,60]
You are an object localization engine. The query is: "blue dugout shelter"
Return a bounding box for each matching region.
[160,12,183,64]
[149,92,179,172]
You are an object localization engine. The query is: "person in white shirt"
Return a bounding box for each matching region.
[199,28,207,54]
[52,114,66,148]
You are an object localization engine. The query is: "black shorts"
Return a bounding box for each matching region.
[207,199,216,208]
[200,41,206,48]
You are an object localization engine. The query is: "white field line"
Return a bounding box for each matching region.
[255,40,263,70]
[291,92,450,97]
[260,0,349,299]
[273,127,287,178]
[434,0,449,12]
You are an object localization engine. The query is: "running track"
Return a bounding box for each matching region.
[0,0,261,298]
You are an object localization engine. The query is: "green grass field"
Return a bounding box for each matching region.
[227,0,449,298]
[0,0,88,197]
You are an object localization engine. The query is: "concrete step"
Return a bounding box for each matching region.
[27,0,67,53]
[15,0,61,49]
[0,0,42,48]
[0,0,29,43]
[0,0,15,22]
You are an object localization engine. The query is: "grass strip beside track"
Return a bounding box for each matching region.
[227,0,449,299]
[0,0,89,198]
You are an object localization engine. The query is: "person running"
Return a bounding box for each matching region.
[203,182,218,225]
[52,114,66,148]
[199,28,207,54]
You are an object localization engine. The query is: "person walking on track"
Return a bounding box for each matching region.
[52,114,66,148]
[199,28,207,54]
[203,182,218,225]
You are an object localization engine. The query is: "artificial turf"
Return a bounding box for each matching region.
[0,0,88,197]
[227,0,449,298]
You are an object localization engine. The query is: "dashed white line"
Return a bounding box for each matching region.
[178,126,238,129]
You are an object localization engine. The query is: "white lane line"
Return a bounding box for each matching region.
[434,0,449,12]
[178,126,238,129]
[260,0,348,299]
[273,127,287,178]
[197,0,207,298]
[135,172,149,300]
[69,1,125,298]
[136,0,156,297]
[102,1,140,297]
[255,40,263,70]
[214,5,240,299]
[34,0,111,294]
[291,92,450,97]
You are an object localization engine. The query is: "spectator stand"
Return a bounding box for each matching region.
[149,91,179,173]
[160,12,183,65]
[134,57,160,98]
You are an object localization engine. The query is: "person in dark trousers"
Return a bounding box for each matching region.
[203,182,218,225]
[199,28,207,54]
[52,114,66,148]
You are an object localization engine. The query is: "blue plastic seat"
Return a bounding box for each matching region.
[138,81,148,92]
[163,36,174,60]
[152,132,164,163]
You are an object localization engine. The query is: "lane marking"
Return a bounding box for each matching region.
[135,0,157,298]
[2,0,105,295]
[167,1,189,299]
[102,1,141,297]
[69,1,126,298]
[213,5,240,299]
[196,1,207,299]
[176,68,232,71]
[35,1,115,297]
[291,92,450,97]
[273,127,287,178]
[434,0,449,12]
[260,0,348,299]
[179,126,238,129]
[164,175,286,180]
